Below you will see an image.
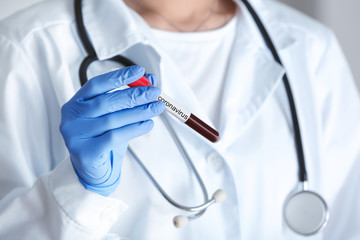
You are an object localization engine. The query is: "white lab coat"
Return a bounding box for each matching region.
[0,0,359,239]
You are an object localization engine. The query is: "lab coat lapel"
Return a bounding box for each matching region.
[215,1,298,151]
[216,45,284,150]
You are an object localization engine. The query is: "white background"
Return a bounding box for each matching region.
[0,0,359,89]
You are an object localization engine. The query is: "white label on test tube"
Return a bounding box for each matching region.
[157,93,191,123]
[126,76,220,142]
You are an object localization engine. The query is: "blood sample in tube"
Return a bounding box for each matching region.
[128,76,220,143]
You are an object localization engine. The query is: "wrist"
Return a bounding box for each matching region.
[70,152,123,196]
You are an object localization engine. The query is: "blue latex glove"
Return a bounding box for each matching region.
[60,65,165,196]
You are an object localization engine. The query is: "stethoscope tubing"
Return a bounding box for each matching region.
[129,145,214,213]
[73,0,329,233]
[128,114,213,215]
[76,0,307,183]
[241,0,307,183]
[74,0,305,216]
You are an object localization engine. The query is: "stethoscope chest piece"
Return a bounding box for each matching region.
[284,190,329,235]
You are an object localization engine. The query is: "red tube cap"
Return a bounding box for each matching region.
[128,76,151,88]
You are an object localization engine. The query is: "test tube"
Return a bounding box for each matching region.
[128,76,220,143]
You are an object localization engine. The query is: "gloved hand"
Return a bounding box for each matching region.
[60,65,165,196]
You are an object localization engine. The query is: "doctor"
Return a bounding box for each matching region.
[0,0,359,239]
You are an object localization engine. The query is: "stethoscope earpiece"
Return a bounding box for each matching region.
[212,189,227,203]
[173,189,226,228]
[173,215,189,228]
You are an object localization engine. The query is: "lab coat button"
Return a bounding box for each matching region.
[206,152,224,170]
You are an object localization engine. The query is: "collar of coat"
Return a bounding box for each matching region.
[81,0,298,150]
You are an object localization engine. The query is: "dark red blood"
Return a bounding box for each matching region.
[185,114,220,143]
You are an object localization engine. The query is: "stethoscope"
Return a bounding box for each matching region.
[74,0,329,235]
